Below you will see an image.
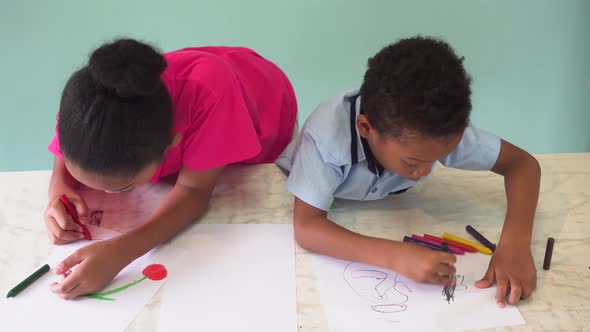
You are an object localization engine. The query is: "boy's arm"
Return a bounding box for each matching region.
[50,166,224,299]
[294,197,457,285]
[476,139,541,306]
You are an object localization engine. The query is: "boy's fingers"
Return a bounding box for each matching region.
[475,266,495,289]
[521,279,536,299]
[507,281,522,305]
[435,263,456,279]
[439,252,457,264]
[430,273,453,286]
[495,275,509,308]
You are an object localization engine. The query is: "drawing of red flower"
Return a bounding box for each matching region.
[142,264,168,281]
[86,263,168,301]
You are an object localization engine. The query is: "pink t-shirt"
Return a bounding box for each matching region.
[49,46,297,183]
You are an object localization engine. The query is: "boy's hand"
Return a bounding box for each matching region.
[475,241,537,307]
[44,192,89,244]
[393,242,457,285]
[49,238,132,299]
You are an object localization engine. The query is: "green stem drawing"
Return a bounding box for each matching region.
[85,276,147,301]
[85,294,115,301]
[83,264,167,301]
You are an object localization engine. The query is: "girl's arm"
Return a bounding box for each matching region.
[50,166,224,299]
[44,158,90,244]
[122,166,225,257]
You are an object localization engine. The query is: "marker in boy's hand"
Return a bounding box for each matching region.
[395,241,457,286]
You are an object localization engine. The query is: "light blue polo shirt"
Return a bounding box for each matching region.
[278,88,501,212]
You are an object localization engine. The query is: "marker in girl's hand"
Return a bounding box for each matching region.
[59,194,92,240]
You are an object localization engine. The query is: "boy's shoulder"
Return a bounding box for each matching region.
[300,88,360,165]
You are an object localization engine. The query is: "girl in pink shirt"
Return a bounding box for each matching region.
[45,38,297,299]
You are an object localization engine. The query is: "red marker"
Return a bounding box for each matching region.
[59,194,92,240]
[412,235,465,255]
[423,234,476,253]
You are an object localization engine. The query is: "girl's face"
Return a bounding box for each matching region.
[63,133,181,193]
[64,159,160,193]
[356,114,463,181]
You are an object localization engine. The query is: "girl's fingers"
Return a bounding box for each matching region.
[51,202,83,232]
[45,216,84,242]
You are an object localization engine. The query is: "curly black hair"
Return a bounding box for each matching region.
[58,38,173,177]
[360,36,472,139]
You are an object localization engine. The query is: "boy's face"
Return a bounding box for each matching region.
[356,115,463,181]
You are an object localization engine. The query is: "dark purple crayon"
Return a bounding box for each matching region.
[543,237,555,270]
[403,236,444,252]
[465,225,496,252]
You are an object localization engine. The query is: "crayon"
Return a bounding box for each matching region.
[543,237,555,270]
[6,264,50,298]
[466,225,496,252]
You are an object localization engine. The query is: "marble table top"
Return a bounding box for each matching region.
[0,153,588,331]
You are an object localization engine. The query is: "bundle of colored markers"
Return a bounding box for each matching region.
[403,225,496,255]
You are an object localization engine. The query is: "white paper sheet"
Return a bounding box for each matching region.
[158,224,297,332]
[311,252,525,332]
[1,240,179,332]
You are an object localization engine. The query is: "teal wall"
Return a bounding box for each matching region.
[1,0,588,171]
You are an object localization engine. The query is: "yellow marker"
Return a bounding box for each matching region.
[443,233,493,255]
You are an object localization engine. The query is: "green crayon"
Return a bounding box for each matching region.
[6,264,50,298]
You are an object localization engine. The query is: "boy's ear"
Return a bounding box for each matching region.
[356,114,374,139]
[169,133,182,149]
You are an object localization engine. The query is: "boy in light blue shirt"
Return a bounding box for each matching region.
[277,36,540,308]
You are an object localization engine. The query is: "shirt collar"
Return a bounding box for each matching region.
[347,92,384,176]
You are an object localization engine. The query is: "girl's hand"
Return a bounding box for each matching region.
[44,192,89,244]
[49,238,132,299]
[393,242,457,285]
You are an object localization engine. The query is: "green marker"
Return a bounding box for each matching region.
[6,264,50,298]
